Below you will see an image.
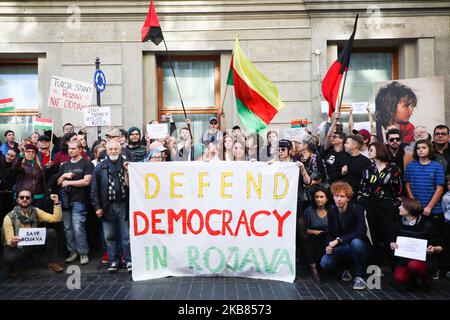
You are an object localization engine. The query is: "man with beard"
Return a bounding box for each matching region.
[126,127,147,162]
[2,189,63,277]
[385,128,408,174]
[91,141,131,273]
[432,125,450,175]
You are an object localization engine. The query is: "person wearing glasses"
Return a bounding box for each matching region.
[201,116,223,146]
[385,128,409,175]
[1,189,63,277]
[358,142,403,271]
[432,125,450,175]
[320,130,348,186]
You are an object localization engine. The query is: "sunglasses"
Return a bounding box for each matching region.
[278,147,288,152]
[19,195,31,200]
[331,134,341,139]
[389,137,401,142]
[210,121,218,125]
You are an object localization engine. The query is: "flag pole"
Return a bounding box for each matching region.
[219,82,229,132]
[336,69,349,114]
[256,129,260,161]
[162,39,193,142]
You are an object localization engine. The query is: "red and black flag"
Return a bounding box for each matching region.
[141,0,164,45]
[321,14,359,117]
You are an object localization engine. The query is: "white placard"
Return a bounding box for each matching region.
[320,101,375,114]
[353,121,372,134]
[83,107,111,126]
[47,75,95,111]
[283,128,308,142]
[18,228,46,246]
[394,236,427,261]
[146,123,169,139]
[129,161,299,282]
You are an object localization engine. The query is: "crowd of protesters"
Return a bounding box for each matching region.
[0,112,449,292]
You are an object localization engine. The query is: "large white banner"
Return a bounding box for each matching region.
[129,161,299,282]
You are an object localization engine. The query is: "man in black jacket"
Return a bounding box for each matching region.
[91,140,131,273]
[320,181,372,290]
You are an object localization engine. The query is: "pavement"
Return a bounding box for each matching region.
[1,252,450,300]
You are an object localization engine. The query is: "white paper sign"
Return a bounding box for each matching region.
[283,128,308,142]
[47,76,95,111]
[320,101,375,114]
[353,121,372,134]
[129,161,299,282]
[84,107,111,126]
[394,236,427,261]
[18,228,46,246]
[146,123,169,139]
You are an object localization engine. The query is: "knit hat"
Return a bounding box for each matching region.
[127,126,141,137]
[25,144,38,153]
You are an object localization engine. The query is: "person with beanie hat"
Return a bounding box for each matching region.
[126,127,147,162]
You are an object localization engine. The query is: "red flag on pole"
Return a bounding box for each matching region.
[321,14,358,117]
[141,0,164,45]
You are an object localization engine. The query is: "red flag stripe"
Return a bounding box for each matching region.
[232,68,278,125]
[0,98,13,104]
[35,118,53,123]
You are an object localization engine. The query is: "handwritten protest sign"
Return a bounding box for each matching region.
[146,123,169,139]
[283,128,308,142]
[47,76,94,111]
[129,161,299,282]
[18,228,46,246]
[394,236,427,261]
[84,107,111,126]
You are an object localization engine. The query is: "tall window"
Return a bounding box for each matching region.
[0,60,39,143]
[157,56,220,144]
[341,48,398,103]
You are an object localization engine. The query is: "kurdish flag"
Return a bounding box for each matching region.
[227,37,284,132]
[34,118,53,131]
[0,98,15,113]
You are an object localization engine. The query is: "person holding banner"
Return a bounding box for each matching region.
[232,140,246,161]
[201,116,223,146]
[1,189,63,277]
[91,141,132,273]
[221,133,234,161]
[390,198,443,288]
[320,181,372,291]
[259,130,279,162]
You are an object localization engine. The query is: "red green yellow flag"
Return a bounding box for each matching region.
[227,37,284,132]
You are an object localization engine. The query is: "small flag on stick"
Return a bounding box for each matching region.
[34,118,54,131]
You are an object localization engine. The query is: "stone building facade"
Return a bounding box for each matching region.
[0,1,448,144]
